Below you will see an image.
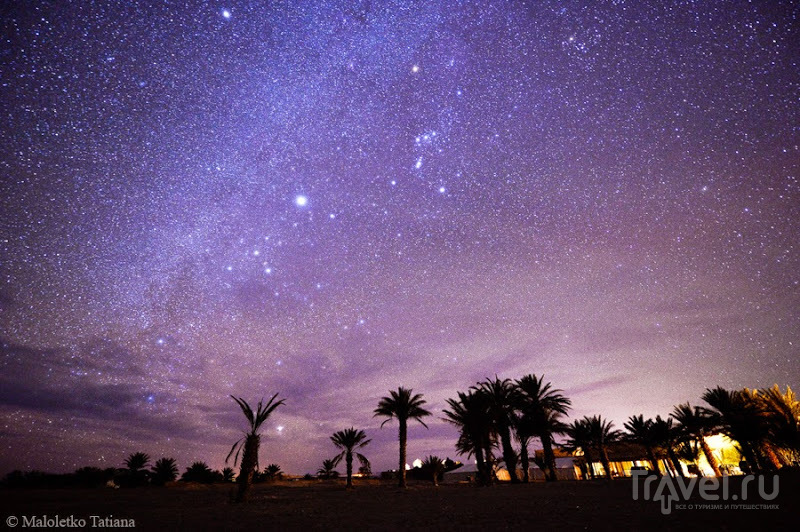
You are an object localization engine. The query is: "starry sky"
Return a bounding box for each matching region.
[1,0,798,476]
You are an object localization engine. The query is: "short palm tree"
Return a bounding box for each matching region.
[226,393,285,502]
[564,418,595,479]
[472,377,520,483]
[421,455,446,486]
[374,387,431,488]
[584,415,620,480]
[624,415,661,475]
[443,390,495,486]
[125,452,151,486]
[515,374,571,481]
[317,458,339,479]
[672,402,722,476]
[222,467,236,482]
[151,457,178,485]
[330,427,371,488]
[263,464,282,482]
[181,461,216,483]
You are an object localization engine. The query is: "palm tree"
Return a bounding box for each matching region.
[151,457,178,485]
[515,374,571,481]
[331,427,371,488]
[672,403,722,476]
[124,452,151,486]
[181,461,216,483]
[473,377,520,483]
[701,387,778,471]
[263,464,282,482]
[443,390,495,486]
[222,467,236,482]
[624,415,661,475]
[374,387,431,488]
[564,418,595,479]
[317,459,339,479]
[650,415,686,478]
[226,393,285,502]
[421,455,446,486]
[584,415,621,480]
[759,385,800,464]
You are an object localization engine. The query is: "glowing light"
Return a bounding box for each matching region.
[439,186,446,193]
[295,195,308,206]
[222,9,231,19]
[411,65,420,73]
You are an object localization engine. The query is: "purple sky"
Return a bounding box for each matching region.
[1,0,798,476]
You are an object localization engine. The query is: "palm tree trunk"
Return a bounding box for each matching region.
[762,443,782,470]
[668,449,686,478]
[600,447,613,481]
[474,442,487,486]
[398,419,407,488]
[646,446,661,477]
[699,436,722,476]
[520,438,530,483]
[583,450,596,479]
[542,432,558,482]
[346,451,353,488]
[236,435,259,502]
[499,425,519,483]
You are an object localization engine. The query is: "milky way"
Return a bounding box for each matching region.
[1,1,798,475]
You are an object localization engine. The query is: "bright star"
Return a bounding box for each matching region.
[295,195,308,207]
[222,9,231,19]
[415,157,423,169]
[411,65,420,73]
[439,186,446,193]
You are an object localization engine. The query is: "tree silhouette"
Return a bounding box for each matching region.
[515,374,571,482]
[374,387,431,488]
[421,455,446,486]
[472,377,520,483]
[226,393,285,502]
[124,452,151,486]
[624,415,661,475]
[443,390,495,486]
[181,461,217,483]
[317,459,340,479]
[151,457,178,485]
[330,427,371,488]
[672,402,722,476]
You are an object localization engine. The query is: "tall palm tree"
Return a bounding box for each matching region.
[759,385,800,463]
[624,415,661,475]
[515,374,571,481]
[226,393,285,502]
[263,464,282,482]
[151,457,178,485]
[374,387,431,488]
[473,377,520,483]
[317,458,340,479]
[584,415,621,480]
[331,427,371,488]
[672,403,722,476]
[650,415,686,478]
[443,390,495,486]
[701,387,778,471]
[564,418,596,479]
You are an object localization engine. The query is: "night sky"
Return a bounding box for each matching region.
[1,1,798,476]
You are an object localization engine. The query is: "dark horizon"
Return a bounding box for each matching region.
[1,1,797,476]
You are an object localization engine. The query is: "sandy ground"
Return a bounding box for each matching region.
[2,474,798,531]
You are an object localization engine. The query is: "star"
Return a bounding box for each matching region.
[295,195,308,207]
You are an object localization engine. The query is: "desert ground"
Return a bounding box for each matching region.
[2,473,798,531]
